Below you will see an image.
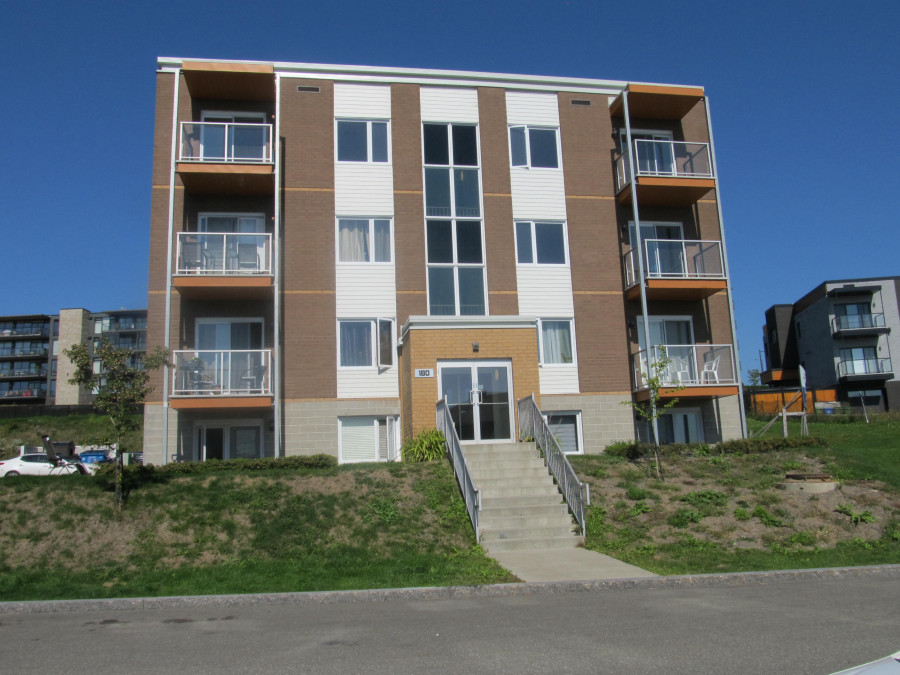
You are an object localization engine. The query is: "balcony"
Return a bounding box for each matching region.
[177,122,274,195]
[0,368,48,380]
[0,325,50,339]
[624,239,727,300]
[0,347,49,359]
[632,344,739,400]
[173,233,273,299]
[837,357,893,382]
[171,349,272,410]
[831,313,890,338]
[615,140,716,205]
[0,387,46,401]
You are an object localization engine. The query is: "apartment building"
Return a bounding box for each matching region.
[143,57,744,465]
[762,277,899,410]
[0,309,147,405]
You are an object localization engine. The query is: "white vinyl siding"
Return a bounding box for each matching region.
[335,165,395,215]
[334,84,391,119]
[516,267,575,316]
[538,364,580,395]
[336,267,396,316]
[337,369,399,399]
[420,87,479,123]
[510,171,567,220]
[506,91,560,127]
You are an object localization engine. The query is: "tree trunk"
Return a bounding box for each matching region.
[115,452,124,510]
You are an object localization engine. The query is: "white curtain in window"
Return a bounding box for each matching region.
[339,220,369,262]
[542,321,573,364]
[340,322,372,367]
[373,220,391,262]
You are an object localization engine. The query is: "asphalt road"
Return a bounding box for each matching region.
[1,568,898,674]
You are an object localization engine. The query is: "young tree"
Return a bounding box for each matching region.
[65,340,169,509]
[622,346,684,480]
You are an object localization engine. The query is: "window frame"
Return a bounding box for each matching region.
[338,415,401,464]
[335,119,391,164]
[337,318,395,369]
[515,220,569,265]
[542,410,584,455]
[509,125,561,169]
[336,217,393,264]
[537,318,577,366]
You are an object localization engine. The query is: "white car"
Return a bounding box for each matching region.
[0,453,86,477]
[832,651,900,674]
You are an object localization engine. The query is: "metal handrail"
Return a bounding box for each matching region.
[171,349,272,396]
[837,357,893,378]
[435,397,480,540]
[179,121,273,164]
[516,394,589,534]
[632,343,737,389]
[624,238,725,287]
[175,232,273,275]
[615,140,714,191]
[831,313,886,332]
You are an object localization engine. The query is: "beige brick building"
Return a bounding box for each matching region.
[143,58,744,465]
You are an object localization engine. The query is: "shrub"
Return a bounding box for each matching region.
[714,437,825,455]
[680,490,729,516]
[668,508,703,528]
[401,428,446,463]
[96,454,337,479]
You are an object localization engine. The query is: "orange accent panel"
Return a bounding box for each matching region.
[177,163,273,175]
[633,385,739,402]
[173,277,272,289]
[182,61,274,74]
[170,397,273,410]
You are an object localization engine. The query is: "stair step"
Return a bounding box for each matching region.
[480,513,574,530]
[480,484,561,499]
[481,524,578,542]
[475,475,556,491]
[480,503,572,519]
[470,467,550,481]
[479,494,565,509]
[482,535,583,552]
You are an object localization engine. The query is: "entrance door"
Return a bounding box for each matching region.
[439,362,513,443]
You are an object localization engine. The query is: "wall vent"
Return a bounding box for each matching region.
[297,86,321,93]
[571,99,592,106]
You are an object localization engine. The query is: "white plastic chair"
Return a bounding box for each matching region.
[701,355,720,383]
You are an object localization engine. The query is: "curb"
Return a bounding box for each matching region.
[2,564,898,615]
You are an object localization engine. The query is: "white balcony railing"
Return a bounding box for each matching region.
[837,358,893,378]
[632,344,737,390]
[179,122,273,164]
[172,350,272,397]
[175,233,272,276]
[615,140,713,192]
[624,239,725,287]
[831,313,886,333]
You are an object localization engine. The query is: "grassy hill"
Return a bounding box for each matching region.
[1,413,898,602]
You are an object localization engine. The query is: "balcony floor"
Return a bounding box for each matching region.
[626,278,727,301]
[634,385,740,401]
[617,177,716,206]
[170,396,273,411]
[177,163,274,195]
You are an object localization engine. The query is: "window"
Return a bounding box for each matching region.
[197,422,263,461]
[515,221,567,264]
[509,126,559,168]
[338,218,392,262]
[423,122,485,316]
[337,120,389,162]
[199,213,264,233]
[339,319,394,368]
[658,410,703,444]
[339,416,400,463]
[426,221,485,316]
[539,319,575,365]
[544,412,582,454]
[840,346,878,375]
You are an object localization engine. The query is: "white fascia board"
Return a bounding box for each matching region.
[157,56,700,96]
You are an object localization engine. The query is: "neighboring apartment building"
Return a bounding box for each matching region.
[0,309,147,406]
[761,277,899,410]
[143,57,744,465]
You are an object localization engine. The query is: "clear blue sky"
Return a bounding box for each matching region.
[3,0,898,379]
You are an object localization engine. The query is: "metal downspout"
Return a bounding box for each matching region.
[705,97,748,438]
[161,68,181,464]
[273,74,283,457]
[622,89,658,446]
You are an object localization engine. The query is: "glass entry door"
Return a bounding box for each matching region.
[439,361,513,443]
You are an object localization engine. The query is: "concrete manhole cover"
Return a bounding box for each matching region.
[777,473,837,494]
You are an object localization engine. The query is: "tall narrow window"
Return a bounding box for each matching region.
[423,123,485,316]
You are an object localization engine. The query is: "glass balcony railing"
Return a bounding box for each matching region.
[837,358,893,378]
[632,344,736,390]
[172,350,272,397]
[831,313,886,333]
[616,140,713,192]
[176,233,273,276]
[179,122,273,164]
[0,368,48,379]
[624,239,725,287]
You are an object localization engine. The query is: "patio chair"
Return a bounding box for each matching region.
[701,355,721,383]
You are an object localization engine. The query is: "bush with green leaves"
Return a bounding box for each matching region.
[401,428,446,463]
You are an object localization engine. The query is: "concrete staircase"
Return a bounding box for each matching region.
[465,442,582,552]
